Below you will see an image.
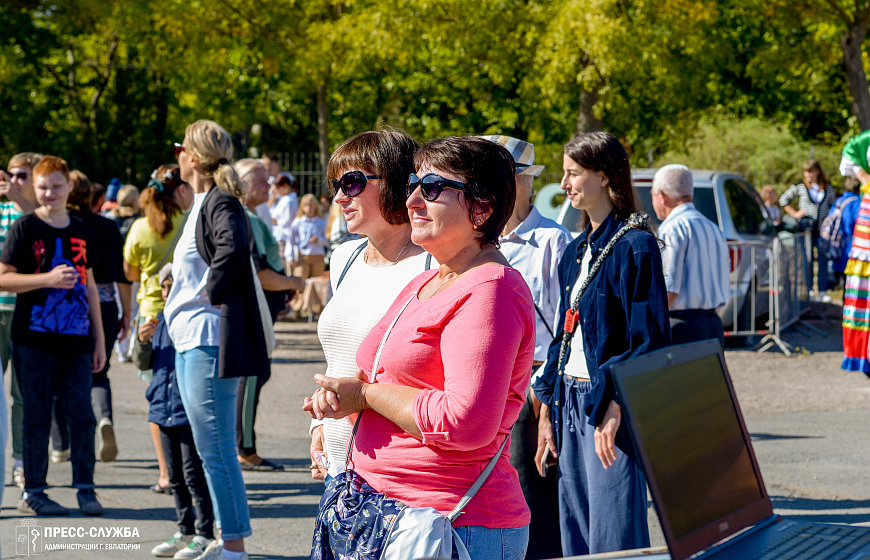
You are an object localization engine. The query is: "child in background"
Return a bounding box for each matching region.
[761,185,781,225]
[268,173,299,274]
[0,155,106,516]
[139,264,215,559]
[287,194,328,318]
[287,194,328,281]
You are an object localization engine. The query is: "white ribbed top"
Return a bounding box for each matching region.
[313,239,431,477]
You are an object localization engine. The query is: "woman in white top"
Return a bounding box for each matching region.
[165,120,264,560]
[309,129,432,482]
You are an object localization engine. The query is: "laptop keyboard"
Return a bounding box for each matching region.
[751,524,870,560]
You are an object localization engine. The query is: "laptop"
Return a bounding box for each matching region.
[611,339,870,560]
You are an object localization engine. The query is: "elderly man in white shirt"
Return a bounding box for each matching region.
[652,164,730,347]
[482,134,571,560]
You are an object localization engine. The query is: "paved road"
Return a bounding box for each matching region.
[0,308,867,558]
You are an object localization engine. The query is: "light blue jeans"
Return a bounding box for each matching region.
[452,525,529,560]
[175,346,252,541]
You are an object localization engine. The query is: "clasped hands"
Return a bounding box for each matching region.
[303,369,370,420]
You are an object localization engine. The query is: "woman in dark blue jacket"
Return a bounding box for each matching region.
[531,132,671,557]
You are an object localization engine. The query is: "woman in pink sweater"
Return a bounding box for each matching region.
[305,136,534,558]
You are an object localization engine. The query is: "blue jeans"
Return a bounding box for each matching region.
[452,525,529,560]
[175,346,252,541]
[14,345,95,493]
[558,377,649,556]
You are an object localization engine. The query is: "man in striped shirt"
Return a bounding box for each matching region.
[652,164,730,347]
[0,152,40,489]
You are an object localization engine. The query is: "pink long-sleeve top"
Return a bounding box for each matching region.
[350,264,534,529]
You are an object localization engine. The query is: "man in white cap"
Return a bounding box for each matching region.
[652,164,730,347]
[481,134,571,560]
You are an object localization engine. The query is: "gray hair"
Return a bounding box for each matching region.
[653,164,693,200]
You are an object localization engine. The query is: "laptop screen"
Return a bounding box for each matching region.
[618,351,764,540]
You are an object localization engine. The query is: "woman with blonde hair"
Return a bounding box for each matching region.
[164,120,271,560]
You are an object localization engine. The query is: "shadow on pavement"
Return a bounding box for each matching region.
[750,433,823,441]
[248,502,319,519]
[271,357,326,365]
[771,496,870,524]
[1,506,177,520]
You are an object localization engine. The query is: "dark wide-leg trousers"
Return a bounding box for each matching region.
[558,376,649,556]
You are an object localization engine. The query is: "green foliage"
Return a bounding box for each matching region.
[0,0,865,187]
[655,116,843,189]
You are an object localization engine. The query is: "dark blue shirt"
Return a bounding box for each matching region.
[145,313,189,428]
[532,212,671,448]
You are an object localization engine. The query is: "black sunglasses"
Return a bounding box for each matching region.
[407,173,470,201]
[331,171,381,198]
[6,171,28,181]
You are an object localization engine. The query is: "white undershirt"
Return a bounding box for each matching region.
[563,246,593,380]
[313,239,431,477]
[164,192,221,353]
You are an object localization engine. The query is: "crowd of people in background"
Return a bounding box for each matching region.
[3,122,870,560]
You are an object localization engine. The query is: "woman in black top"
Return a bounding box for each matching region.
[50,170,131,464]
[169,119,269,557]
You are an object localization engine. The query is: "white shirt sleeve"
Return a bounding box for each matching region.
[841,154,862,178]
[660,224,687,296]
[545,231,572,334]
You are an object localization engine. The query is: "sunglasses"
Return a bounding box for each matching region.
[173,143,185,159]
[407,173,470,201]
[331,170,381,198]
[6,171,28,181]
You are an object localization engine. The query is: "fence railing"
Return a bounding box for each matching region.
[724,231,817,355]
[722,240,774,339]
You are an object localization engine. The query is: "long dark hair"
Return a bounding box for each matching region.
[564,132,647,231]
[803,159,829,189]
[66,170,93,213]
[142,164,184,239]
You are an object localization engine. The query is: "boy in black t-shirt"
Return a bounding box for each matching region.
[0,155,106,516]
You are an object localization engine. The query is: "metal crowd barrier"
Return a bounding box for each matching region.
[723,239,774,339]
[723,231,816,355]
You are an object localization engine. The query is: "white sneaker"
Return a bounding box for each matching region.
[196,540,249,560]
[50,449,70,463]
[12,465,24,488]
[173,536,212,559]
[151,532,191,557]
[98,417,118,462]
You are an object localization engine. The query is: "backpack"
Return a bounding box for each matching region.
[819,196,859,261]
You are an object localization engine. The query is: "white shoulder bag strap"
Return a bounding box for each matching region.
[345,293,511,522]
[345,294,416,469]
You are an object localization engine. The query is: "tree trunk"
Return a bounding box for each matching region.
[574,84,603,137]
[316,79,330,193]
[842,22,870,131]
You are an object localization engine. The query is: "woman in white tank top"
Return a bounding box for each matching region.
[309,130,432,481]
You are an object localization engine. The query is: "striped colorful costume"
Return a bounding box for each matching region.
[843,187,870,373]
[842,130,870,374]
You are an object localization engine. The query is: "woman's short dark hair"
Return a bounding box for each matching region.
[326,129,419,225]
[564,132,645,230]
[414,136,516,246]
